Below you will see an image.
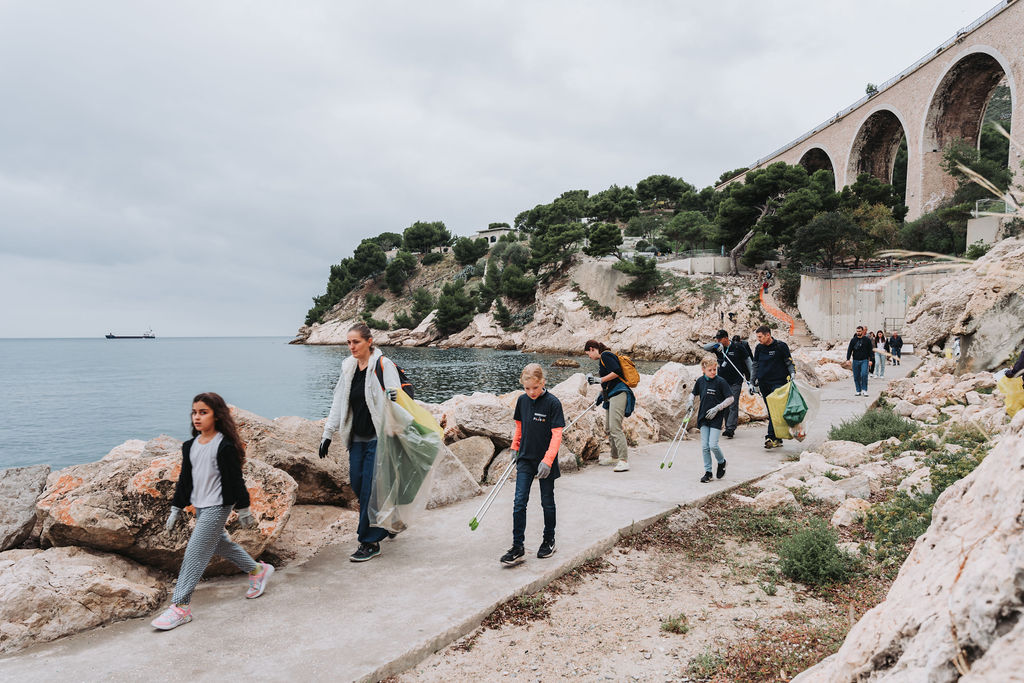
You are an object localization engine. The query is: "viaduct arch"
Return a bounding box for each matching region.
[724,0,1023,220]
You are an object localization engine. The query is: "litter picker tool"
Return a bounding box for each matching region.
[717,344,756,395]
[661,404,695,469]
[469,400,598,531]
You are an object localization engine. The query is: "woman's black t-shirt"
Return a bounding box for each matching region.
[350,366,375,439]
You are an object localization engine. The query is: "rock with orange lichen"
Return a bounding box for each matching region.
[36,442,297,575]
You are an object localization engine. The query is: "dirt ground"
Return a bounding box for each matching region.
[396,537,834,682]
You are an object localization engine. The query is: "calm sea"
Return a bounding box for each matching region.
[0,338,664,470]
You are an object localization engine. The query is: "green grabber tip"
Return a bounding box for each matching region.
[659,462,665,469]
[469,518,478,531]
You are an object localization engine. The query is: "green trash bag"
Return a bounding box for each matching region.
[784,380,809,426]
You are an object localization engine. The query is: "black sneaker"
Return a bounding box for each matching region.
[537,540,556,559]
[722,429,735,439]
[716,460,727,479]
[700,471,713,483]
[501,546,525,566]
[349,542,380,562]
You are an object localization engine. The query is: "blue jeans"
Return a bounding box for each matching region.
[349,439,388,544]
[700,425,725,472]
[852,359,869,393]
[512,459,555,549]
[874,350,886,377]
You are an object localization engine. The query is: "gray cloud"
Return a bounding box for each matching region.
[0,0,998,336]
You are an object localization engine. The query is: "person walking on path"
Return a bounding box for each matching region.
[688,355,735,482]
[873,330,888,379]
[752,325,796,449]
[702,329,753,439]
[500,363,564,567]
[584,340,636,472]
[151,392,272,631]
[319,323,401,563]
[889,331,903,366]
[847,326,874,396]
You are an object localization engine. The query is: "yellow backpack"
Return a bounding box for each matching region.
[616,354,640,388]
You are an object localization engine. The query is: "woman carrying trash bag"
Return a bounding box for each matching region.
[318,323,401,563]
[584,340,636,472]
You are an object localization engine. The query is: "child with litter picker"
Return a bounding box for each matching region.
[500,363,565,567]
[687,355,735,483]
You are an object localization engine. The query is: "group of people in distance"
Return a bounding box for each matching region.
[148,321,810,629]
[847,326,904,396]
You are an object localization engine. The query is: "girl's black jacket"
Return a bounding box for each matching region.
[171,437,251,509]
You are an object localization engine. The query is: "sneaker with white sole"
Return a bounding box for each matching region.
[246,562,274,599]
[537,539,556,558]
[151,604,192,630]
[613,460,630,472]
[500,546,525,566]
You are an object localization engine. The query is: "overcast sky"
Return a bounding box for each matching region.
[0,1,1002,338]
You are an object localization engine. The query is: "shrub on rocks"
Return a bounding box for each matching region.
[827,407,918,445]
[777,517,859,585]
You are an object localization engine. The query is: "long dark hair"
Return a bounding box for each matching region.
[584,339,609,353]
[191,392,246,465]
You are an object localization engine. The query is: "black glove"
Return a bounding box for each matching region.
[318,439,331,459]
[595,394,604,406]
[586,374,599,385]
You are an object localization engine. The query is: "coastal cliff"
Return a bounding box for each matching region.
[294,255,772,362]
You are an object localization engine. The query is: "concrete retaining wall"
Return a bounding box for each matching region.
[798,270,953,342]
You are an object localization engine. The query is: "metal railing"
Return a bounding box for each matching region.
[721,0,1016,185]
[973,198,1009,216]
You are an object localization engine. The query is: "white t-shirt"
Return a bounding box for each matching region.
[190,432,224,508]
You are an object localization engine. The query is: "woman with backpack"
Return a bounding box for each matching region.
[584,340,637,472]
[318,323,402,562]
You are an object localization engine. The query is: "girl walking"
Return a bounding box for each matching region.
[501,363,564,566]
[151,392,272,630]
[584,340,636,472]
[319,323,401,562]
[873,330,888,378]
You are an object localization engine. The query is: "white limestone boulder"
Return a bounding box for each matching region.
[0,465,50,552]
[897,467,933,497]
[819,440,872,467]
[830,498,872,527]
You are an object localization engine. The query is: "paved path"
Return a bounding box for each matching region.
[0,357,919,682]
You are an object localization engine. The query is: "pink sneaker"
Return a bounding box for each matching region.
[246,562,274,599]
[151,604,192,630]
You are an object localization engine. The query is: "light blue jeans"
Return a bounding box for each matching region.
[874,350,886,377]
[700,425,725,472]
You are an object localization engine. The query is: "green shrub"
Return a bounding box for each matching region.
[661,613,690,634]
[361,315,390,331]
[864,490,935,563]
[493,297,512,328]
[421,251,443,265]
[827,407,918,444]
[686,650,724,678]
[434,280,476,334]
[777,518,858,585]
[364,292,386,312]
[393,311,416,329]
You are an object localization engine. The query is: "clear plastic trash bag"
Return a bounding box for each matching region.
[367,390,443,534]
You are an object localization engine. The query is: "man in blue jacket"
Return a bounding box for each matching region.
[847,326,874,396]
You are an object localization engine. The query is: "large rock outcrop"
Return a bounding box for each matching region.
[904,237,1024,372]
[0,465,50,551]
[793,413,1024,682]
[234,407,354,506]
[0,546,167,654]
[36,447,297,574]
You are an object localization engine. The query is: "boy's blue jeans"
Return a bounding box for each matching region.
[512,458,555,548]
[852,359,870,393]
[349,439,388,544]
[700,425,725,472]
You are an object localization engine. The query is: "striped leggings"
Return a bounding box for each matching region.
[172,505,258,605]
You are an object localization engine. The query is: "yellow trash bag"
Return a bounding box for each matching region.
[996,373,1024,418]
[767,382,794,440]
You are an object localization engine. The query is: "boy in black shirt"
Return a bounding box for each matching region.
[501,363,565,567]
[688,356,736,482]
[752,325,796,449]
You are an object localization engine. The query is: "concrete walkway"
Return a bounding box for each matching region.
[0,356,919,682]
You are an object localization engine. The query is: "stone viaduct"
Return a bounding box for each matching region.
[724,0,1024,220]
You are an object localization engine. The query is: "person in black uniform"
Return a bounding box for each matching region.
[847,326,874,396]
[752,325,796,449]
[702,329,753,438]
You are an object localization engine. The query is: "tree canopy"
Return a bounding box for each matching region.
[403,221,452,253]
